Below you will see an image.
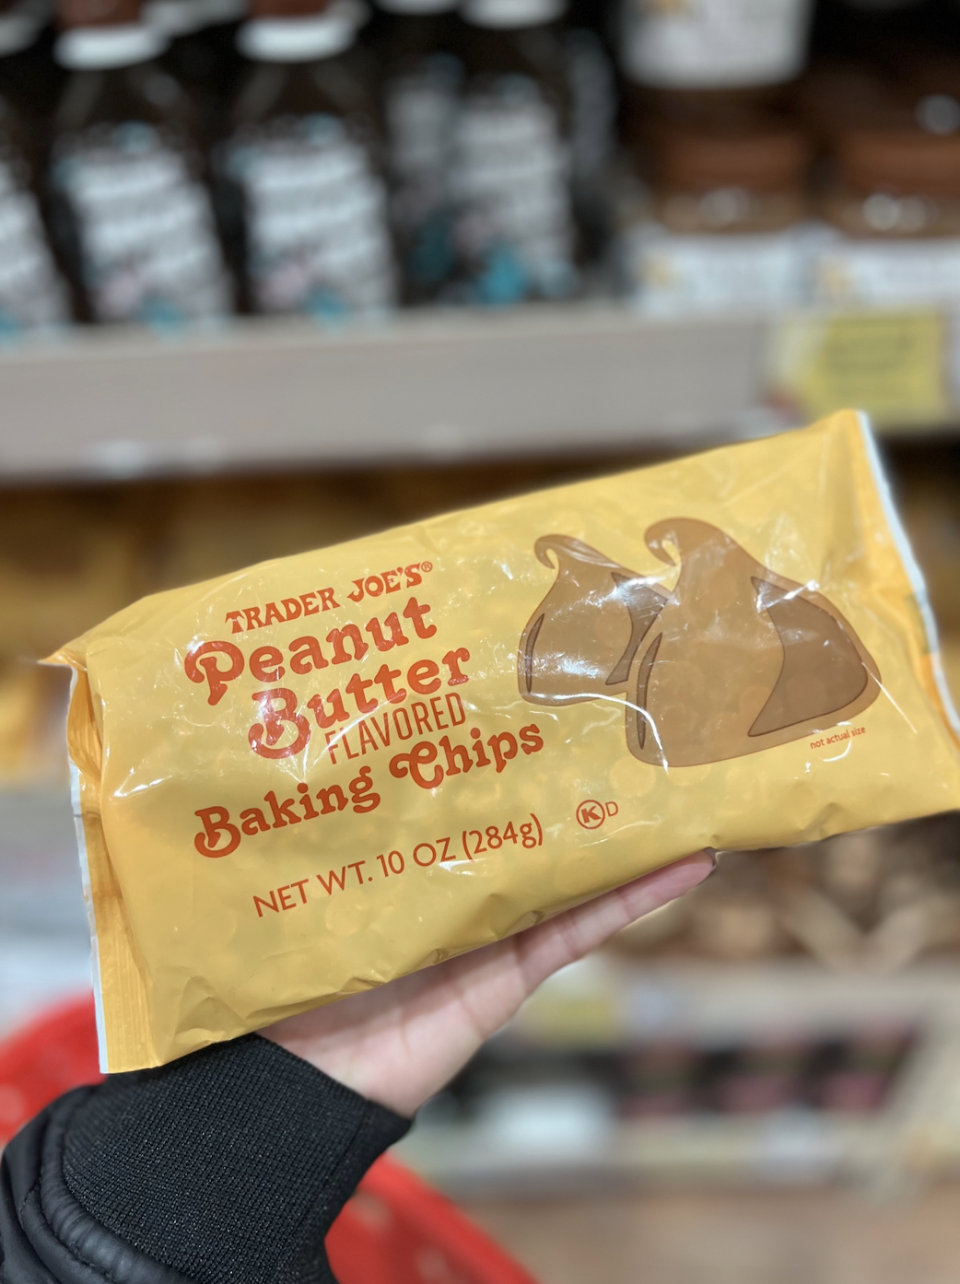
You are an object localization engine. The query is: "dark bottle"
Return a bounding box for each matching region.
[810,0,936,68]
[0,4,71,330]
[453,0,579,305]
[561,8,616,272]
[144,0,203,44]
[0,0,68,133]
[373,0,462,303]
[215,0,395,317]
[48,0,233,324]
[150,0,250,141]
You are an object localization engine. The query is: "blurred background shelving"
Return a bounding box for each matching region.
[0,307,773,477]
[3,303,960,482]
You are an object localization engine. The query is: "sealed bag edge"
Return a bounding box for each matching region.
[853,411,960,751]
[49,648,161,1073]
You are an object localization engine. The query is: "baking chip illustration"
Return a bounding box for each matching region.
[519,520,881,767]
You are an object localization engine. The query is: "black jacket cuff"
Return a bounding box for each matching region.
[0,1034,411,1284]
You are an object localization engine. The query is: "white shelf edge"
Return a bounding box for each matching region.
[0,305,770,481]
[0,304,954,483]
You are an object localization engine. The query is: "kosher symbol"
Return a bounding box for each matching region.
[576,800,606,830]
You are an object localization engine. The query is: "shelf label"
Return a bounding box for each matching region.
[767,310,950,427]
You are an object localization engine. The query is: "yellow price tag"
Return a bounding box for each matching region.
[768,310,949,426]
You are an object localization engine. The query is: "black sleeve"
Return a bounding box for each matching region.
[0,1034,411,1284]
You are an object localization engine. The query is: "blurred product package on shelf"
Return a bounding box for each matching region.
[792,61,896,142]
[144,0,202,47]
[427,1018,918,1145]
[561,0,616,273]
[896,451,960,715]
[143,474,384,589]
[618,1042,698,1118]
[836,0,925,10]
[215,0,396,317]
[0,0,70,130]
[0,488,143,784]
[0,490,142,664]
[0,0,954,329]
[373,0,462,303]
[0,10,71,332]
[703,1036,808,1115]
[145,0,249,138]
[896,453,960,634]
[47,0,234,323]
[813,125,960,307]
[618,0,814,91]
[0,662,70,783]
[621,119,815,315]
[452,0,579,304]
[902,53,960,137]
[612,814,960,972]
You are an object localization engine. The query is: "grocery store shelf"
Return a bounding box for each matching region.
[512,956,960,1046]
[1,304,956,482]
[399,958,960,1194]
[401,1111,900,1193]
[0,307,775,481]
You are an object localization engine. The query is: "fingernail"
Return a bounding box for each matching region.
[705,848,718,873]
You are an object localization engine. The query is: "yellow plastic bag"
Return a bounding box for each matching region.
[52,411,960,1072]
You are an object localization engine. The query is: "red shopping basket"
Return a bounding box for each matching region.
[0,996,536,1284]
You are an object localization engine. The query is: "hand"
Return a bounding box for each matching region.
[262,851,715,1117]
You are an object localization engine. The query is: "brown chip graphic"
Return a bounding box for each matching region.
[519,535,668,705]
[519,520,881,767]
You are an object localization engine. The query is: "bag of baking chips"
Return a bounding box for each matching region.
[52,410,960,1072]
